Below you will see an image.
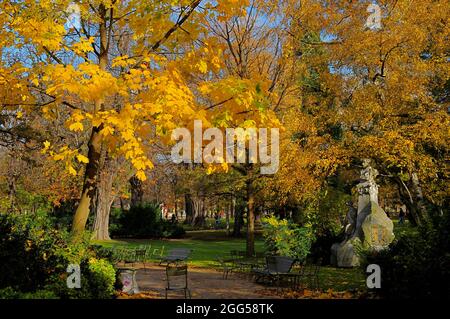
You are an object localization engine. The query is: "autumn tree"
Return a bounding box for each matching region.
[282,0,449,225]
[2,0,284,239]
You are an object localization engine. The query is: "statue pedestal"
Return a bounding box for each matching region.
[331,160,395,267]
[118,267,140,294]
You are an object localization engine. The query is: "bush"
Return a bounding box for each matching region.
[360,212,450,299]
[0,210,68,292]
[47,257,117,299]
[261,215,314,261]
[112,203,185,238]
[86,258,116,299]
[0,211,118,299]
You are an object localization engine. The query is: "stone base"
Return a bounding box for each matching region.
[361,201,395,248]
[331,201,395,268]
[331,238,361,268]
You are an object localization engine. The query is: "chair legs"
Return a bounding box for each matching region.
[165,289,191,299]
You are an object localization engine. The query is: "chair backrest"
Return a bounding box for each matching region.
[275,256,296,273]
[266,256,278,272]
[266,256,295,273]
[166,265,188,289]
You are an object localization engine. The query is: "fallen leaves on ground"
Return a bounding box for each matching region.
[116,290,162,299]
[255,288,369,299]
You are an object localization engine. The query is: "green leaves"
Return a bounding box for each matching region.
[261,215,314,261]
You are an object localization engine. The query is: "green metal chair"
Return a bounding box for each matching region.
[165,264,191,299]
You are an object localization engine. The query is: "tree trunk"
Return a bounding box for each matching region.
[246,180,255,257]
[129,175,143,207]
[226,201,231,236]
[72,127,103,235]
[192,196,206,227]
[92,156,115,240]
[7,173,17,213]
[232,197,242,237]
[395,173,429,226]
[184,193,194,224]
[72,4,108,236]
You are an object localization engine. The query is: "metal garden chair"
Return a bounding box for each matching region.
[165,264,191,299]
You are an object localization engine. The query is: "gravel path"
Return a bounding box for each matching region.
[126,263,278,299]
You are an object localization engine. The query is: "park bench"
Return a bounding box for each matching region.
[159,248,192,266]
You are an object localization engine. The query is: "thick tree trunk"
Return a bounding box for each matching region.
[129,175,143,207]
[246,180,255,257]
[71,4,108,236]
[192,196,206,227]
[92,156,115,240]
[72,127,103,235]
[184,193,194,224]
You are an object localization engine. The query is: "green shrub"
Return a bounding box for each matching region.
[261,215,314,261]
[0,211,117,299]
[0,211,69,292]
[47,257,117,299]
[86,258,116,299]
[112,203,185,238]
[360,212,450,299]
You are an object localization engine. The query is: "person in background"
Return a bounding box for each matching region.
[399,207,406,225]
[214,212,220,229]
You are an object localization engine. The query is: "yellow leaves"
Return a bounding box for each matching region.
[197,60,208,74]
[43,141,51,150]
[112,55,136,68]
[43,63,119,103]
[14,16,65,51]
[132,158,150,171]
[72,37,95,55]
[69,122,84,132]
[215,0,249,22]
[100,126,115,136]
[76,154,89,164]
[41,141,89,177]
[68,165,77,176]
[135,170,147,181]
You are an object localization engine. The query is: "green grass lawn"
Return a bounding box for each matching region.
[94,230,265,268]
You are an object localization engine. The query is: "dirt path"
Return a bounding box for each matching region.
[127,263,278,299]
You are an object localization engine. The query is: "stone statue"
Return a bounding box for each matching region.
[331,159,395,267]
